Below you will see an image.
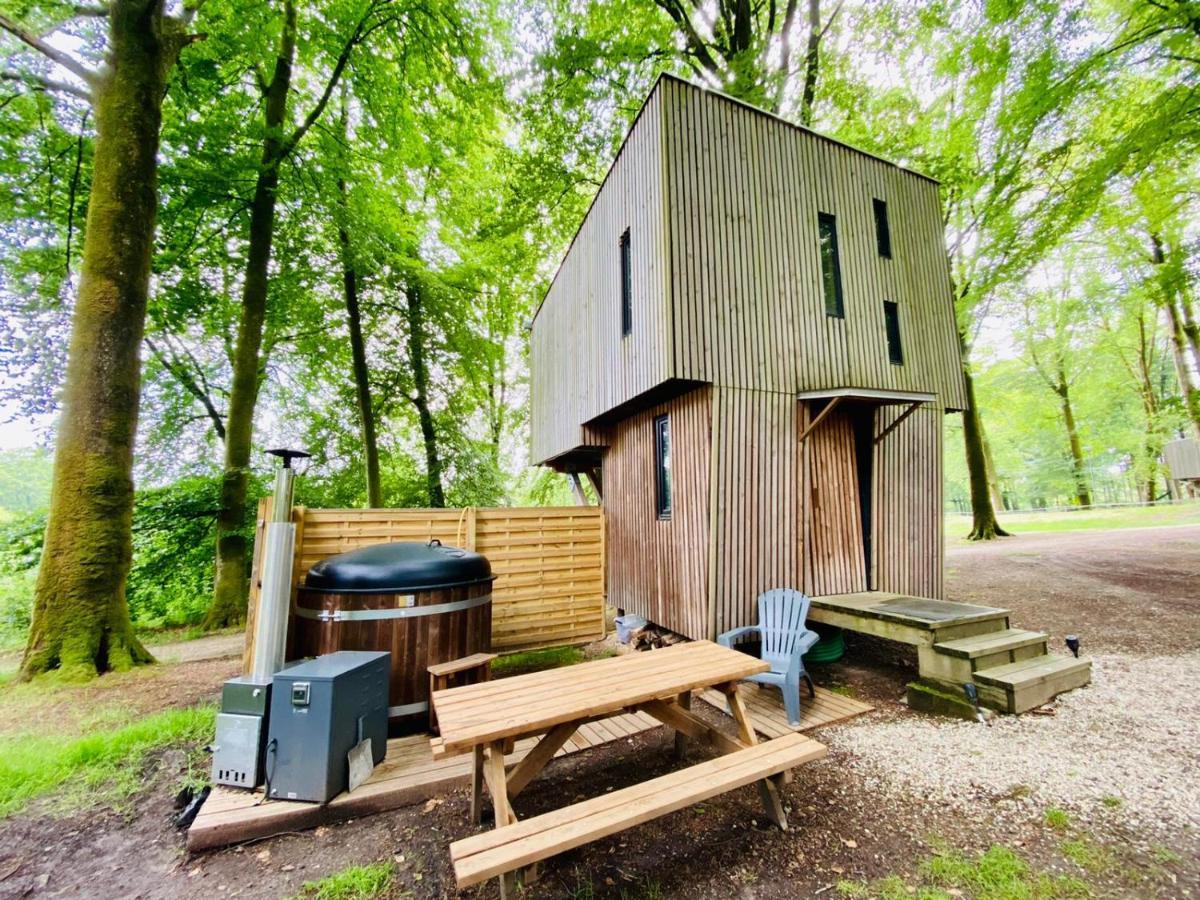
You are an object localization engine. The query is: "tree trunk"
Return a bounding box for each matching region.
[1055,377,1091,508]
[22,0,179,678]
[404,277,445,507]
[960,339,1010,540]
[980,423,1005,511]
[206,0,297,629]
[338,178,382,507]
[798,0,820,126]
[1150,233,1200,438]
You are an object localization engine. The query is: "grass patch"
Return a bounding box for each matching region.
[828,684,857,697]
[135,623,242,647]
[492,646,588,678]
[1044,807,1071,829]
[0,704,215,819]
[1151,845,1181,867]
[1100,795,1122,809]
[292,862,395,900]
[945,500,1200,540]
[1060,838,1111,872]
[839,844,1091,899]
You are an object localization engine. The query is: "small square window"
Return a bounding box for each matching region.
[884,300,903,365]
[817,212,844,318]
[620,228,632,336]
[873,198,892,259]
[654,414,671,519]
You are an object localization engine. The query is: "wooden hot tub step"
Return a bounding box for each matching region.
[919,628,1048,685]
[934,628,1048,659]
[973,654,1092,714]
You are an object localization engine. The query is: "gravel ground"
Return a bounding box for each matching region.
[828,652,1200,840]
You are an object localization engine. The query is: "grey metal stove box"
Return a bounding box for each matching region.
[267,651,389,803]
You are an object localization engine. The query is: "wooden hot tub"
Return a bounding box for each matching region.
[292,540,494,731]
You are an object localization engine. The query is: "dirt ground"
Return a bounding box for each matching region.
[0,525,1196,899]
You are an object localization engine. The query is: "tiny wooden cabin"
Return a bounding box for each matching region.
[530,75,967,640]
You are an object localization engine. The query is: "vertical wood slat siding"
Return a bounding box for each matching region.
[244,505,606,664]
[801,404,868,597]
[708,387,802,638]
[530,91,671,464]
[872,404,944,598]
[603,386,711,637]
[660,77,966,410]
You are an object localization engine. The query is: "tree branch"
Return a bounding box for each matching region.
[0,69,92,101]
[279,0,393,160]
[0,12,97,83]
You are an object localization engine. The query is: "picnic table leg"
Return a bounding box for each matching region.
[483,741,520,897]
[723,683,789,831]
[673,691,692,760]
[470,745,484,825]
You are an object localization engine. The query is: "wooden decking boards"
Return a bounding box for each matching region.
[187,684,870,852]
[809,590,1092,714]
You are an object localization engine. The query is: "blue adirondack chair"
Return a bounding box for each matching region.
[717,588,819,727]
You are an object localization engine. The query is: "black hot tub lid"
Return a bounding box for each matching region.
[303,540,494,593]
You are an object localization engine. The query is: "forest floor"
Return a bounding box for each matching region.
[0,524,1196,899]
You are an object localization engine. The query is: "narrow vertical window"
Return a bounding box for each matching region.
[620,228,632,336]
[654,414,671,519]
[817,212,844,318]
[884,300,904,365]
[873,198,892,259]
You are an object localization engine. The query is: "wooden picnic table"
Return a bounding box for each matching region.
[431,640,828,895]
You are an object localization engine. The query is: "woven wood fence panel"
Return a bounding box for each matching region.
[244,503,606,670]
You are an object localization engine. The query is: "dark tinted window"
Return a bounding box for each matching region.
[884,300,903,365]
[654,414,671,519]
[817,212,844,318]
[620,228,632,336]
[873,198,892,259]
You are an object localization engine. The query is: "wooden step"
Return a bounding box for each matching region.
[450,732,827,888]
[973,654,1092,714]
[934,628,1048,659]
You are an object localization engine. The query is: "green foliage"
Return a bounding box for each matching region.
[0,704,215,819]
[293,862,395,900]
[0,449,53,515]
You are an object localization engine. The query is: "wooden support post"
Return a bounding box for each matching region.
[798,395,843,443]
[874,400,923,444]
[470,745,484,825]
[506,721,578,797]
[673,691,692,760]
[723,683,788,831]
[567,472,588,505]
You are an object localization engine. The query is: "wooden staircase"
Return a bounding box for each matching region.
[808,593,1091,714]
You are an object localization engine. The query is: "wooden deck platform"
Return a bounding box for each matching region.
[188,685,871,852]
[699,682,873,738]
[809,591,1010,646]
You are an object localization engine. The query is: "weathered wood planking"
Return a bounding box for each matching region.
[660,76,965,409]
[872,404,943,598]
[604,386,711,638]
[244,505,606,673]
[530,88,671,465]
[527,75,964,642]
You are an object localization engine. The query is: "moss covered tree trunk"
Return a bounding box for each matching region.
[960,332,1010,541]
[206,0,297,629]
[22,0,184,679]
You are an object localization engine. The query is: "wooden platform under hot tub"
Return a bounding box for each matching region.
[187,684,873,851]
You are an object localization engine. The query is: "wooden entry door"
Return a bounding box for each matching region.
[803,405,868,595]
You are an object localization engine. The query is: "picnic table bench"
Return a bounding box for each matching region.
[431,641,828,896]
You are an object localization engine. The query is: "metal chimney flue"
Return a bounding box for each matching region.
[250,449,310,681]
